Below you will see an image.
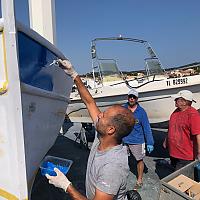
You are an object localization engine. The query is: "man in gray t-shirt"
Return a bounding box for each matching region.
[86,137,129,200]
[46,59,135,200]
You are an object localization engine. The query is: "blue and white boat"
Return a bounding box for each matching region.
[0,0,72,199]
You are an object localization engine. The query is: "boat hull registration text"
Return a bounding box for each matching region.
[166,78,188,86]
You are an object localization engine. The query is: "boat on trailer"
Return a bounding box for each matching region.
[67,36,200,127]
[0,1,72,199]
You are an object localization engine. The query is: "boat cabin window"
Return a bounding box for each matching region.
[18,32,58,91]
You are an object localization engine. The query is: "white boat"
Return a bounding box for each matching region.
[67,36,200,127]
[0,1,72,199]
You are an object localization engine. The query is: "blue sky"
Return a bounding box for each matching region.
[1,0,200,74]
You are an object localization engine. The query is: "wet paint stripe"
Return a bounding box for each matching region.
[0,31,9,94]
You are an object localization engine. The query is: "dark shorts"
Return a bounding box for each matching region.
[170,156,193,171]
[128,143,145,161]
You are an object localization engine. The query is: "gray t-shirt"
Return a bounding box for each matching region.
[85,136,129,200]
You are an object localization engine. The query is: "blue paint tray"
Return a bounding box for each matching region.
[40,155,73,176]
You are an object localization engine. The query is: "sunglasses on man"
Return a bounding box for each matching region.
[128,94,137,99]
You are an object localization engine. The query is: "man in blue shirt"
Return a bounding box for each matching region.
[123,89,154,190]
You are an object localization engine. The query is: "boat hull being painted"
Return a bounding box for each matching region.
[67,75,200,126]
[0,12,73,199]
[17,23,73,192]
[21,84,70,189]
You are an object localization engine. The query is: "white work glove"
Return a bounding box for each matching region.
[58,59,78,80]
[45,168,71,192]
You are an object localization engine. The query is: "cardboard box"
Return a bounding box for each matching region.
[193,192,200,200]
[168,174,197,192]
[160,161,199,200]
[188,183,200,199]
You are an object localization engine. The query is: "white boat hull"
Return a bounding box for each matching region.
[21,84,70,189]
[0,3,73,198]
[67,75,200,126]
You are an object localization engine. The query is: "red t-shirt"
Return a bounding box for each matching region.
[168,106,200,160]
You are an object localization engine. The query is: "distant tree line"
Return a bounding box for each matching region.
[80,61,200,77]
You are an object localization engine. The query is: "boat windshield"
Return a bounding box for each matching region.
[91,37,165,88]
[145,57,165,76]
[98,59,122,82]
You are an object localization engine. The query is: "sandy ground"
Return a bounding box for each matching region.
[31,125,174,200]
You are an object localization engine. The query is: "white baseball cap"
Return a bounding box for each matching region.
[128,89,139,97]
[172,90,196,102]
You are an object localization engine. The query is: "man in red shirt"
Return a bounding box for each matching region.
[163,90,200,170]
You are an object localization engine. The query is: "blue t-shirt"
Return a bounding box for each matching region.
[122,103,154,145]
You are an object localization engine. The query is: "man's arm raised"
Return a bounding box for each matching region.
[58,59,100,122]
